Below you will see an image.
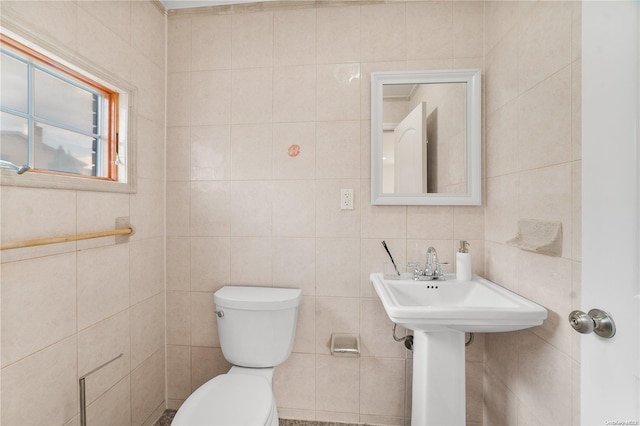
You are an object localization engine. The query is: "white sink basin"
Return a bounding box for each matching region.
[370,273,547,333]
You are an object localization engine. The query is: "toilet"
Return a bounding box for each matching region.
[172,286,302,426]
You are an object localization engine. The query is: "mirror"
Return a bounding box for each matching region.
[371,69,481,205]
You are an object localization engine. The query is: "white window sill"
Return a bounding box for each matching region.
[0,170,136,193]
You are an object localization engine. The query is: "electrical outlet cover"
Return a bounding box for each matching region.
[340,189,354,210]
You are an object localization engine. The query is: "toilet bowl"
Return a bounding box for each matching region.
[172,286,301,426]
[171,368,278,426]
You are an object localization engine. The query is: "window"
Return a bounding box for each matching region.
[1,33,125,182]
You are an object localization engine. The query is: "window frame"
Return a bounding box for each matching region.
[0,26,136,193]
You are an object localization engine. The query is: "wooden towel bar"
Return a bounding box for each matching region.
[0,227,134,250]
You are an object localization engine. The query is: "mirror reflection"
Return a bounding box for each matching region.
[382,82,467,194]
[370,69,481,206]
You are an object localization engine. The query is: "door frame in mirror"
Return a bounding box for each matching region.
[371,69,482,205]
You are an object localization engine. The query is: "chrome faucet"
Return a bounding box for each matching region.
[426,246,445,280]
[410,246,446,281]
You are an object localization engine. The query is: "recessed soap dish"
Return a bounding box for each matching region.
[330,333,360,357]
[507,218,562,257]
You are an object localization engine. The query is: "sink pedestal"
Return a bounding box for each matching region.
[411,331,465,426]
[370,272,547,425]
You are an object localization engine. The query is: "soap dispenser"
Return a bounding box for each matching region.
[456,240,472,281]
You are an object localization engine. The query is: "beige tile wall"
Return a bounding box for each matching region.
[166,2,485,424]
[0,1,166,425]
[483,1,581,425]
[0,1,582,425]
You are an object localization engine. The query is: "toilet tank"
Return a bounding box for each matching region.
[214,286,302,368]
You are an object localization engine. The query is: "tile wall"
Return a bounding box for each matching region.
[166,2,485,424]
[482,1,581,425]
[0,1,583,425]
[0,1,166,425]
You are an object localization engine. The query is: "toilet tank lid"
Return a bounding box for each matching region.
[214,286,302,310]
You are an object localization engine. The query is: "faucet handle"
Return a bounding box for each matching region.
[408,262,423,274]
[408,262,424,280]
[433,263,443,279]
[433,261,449,280]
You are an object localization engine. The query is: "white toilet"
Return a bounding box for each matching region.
[172,286,302,426]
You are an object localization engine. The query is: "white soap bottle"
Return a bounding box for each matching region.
[456,240,472,281]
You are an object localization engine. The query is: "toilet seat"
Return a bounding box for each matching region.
[172,374,275,426]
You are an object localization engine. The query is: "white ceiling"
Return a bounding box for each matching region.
[160,0,268,10]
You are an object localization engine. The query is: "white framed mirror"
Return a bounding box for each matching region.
[371,69,481,205]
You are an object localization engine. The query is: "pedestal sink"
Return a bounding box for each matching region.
[370,273,547,426]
